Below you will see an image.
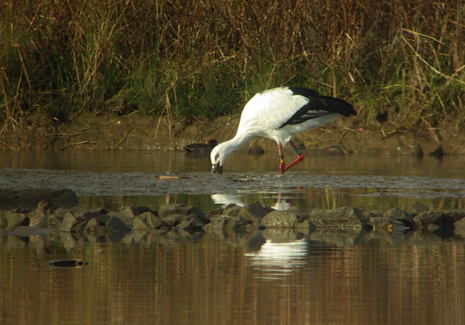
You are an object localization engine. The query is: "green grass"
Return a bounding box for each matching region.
[0,0,463,129]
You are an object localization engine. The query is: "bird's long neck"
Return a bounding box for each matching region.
[218,131,254,164]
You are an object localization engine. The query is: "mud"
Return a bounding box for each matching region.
[1,112,465,156]
[1,168,465,199]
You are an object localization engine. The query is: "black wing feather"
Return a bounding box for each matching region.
[279,87,356,128]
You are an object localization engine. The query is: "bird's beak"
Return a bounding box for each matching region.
[211,163,222,174]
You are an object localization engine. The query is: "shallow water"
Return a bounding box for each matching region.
[1,150,465,324]
[1,150,465,212]
[1,232,465,325]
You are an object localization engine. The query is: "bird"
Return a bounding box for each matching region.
[184,139,218,157]
[210,87,356,174]
[27,199,51,227]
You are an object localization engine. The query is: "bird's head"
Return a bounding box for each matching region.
[210,139,241,174]
[210,145,223,174]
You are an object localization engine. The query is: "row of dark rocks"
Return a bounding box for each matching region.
[2,198,465,242]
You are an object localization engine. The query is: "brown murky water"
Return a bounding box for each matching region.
[2,233,465,325]
[1,151,465,324]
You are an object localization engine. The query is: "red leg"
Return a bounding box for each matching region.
[283,140,304,172]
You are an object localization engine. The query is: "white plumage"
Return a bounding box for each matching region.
[210,86,356,174]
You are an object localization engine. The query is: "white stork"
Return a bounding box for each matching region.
[210,86,356,174]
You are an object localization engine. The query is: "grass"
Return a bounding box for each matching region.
[0,0,464,131]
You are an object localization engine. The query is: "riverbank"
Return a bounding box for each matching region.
[1,112,465,156]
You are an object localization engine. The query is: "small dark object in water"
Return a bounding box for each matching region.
[43,259,88,268]
[184,139,218,157]
[429,146,445,158]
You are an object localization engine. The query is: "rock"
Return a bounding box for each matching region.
[107,211,133,226]
[236,202,268,226]
[134,211,163,230]
[369,217,391,229]
[446,209,465,222]
[383,207,415,228]
[261,210,303,228]
[5,199,465,245]
[307,207,367,228]
[120,204,141,218]
[414,210,465,230]
[454,216,465,238]
[85,219,113,236]
[162,214,188,227]
[4,211,29,231]
[149,216,172,230]
[158,203,208,224]
[204,216,246,237]
[137,211,158,228]
[59,211,77,232]
[81,210,109,223]
[133,217,149,230]
[120,204,153,218]
[206,207,224,218]
[223,205,242,218]
[295,220,317,235]
[107,216,132,233]
[176,214,205,232]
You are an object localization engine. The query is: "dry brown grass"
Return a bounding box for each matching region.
[0,0,464,130]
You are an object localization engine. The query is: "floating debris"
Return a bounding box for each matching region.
[43,259,88,268]
[156,175,189,180]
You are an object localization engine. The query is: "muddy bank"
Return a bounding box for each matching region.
[1,112,465,155]
[2,169,465,207]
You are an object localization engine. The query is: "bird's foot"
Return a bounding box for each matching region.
[283,154,304,172]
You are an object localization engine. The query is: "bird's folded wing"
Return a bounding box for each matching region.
[238,88,310,132]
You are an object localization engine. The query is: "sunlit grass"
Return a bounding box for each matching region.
[0,0,463,131]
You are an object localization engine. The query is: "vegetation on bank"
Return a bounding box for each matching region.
[0,0,464,132]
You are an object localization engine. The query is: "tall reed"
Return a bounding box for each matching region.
[0,0,463,128]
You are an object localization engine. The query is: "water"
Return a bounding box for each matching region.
[1,150,465,324]
[1,150,465,212]
[1,233,465,324]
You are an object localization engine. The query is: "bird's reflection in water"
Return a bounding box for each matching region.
[210,191,296,210]
[211,191,310,279]
[244,238,309,280]
[210,193,246,207]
